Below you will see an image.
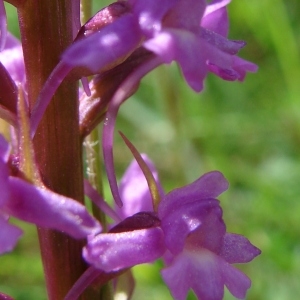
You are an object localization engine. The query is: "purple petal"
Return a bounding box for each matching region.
[0,134,10,162]
[221,258,252,299]
[186,207,226,253]
[130,0,178,36]
[0,215,23,254]
[118,154,161,219]
[202,1,230,36]
[83,227,165,271]
[232,56,258,80]
[102,57,161,207]
[144,29,207,92]
[5,177,102,239]
[0,33,25,85]
[62,14,141,73]
[163,0,206,32]
[161,200,222,254]
[200,28,246,55]
[158,171,229,220]
[219,233,261,264]
[162,248,224,300]
[0,0,6,51]
[162,247,251,300]
[204,0,231,18]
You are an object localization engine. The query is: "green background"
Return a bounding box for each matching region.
[1,0,300,299]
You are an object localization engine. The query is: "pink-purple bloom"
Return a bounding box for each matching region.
[31,0,257,137]
[83,157,261,300]
[144,0,257,91]
[0,133,101,255]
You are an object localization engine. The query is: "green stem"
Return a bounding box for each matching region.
[81,1,113,299]
[81,0,92,23]
[17,1,99,299]
[85,129,107,228]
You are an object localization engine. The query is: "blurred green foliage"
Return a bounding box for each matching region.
[1,0,300,299]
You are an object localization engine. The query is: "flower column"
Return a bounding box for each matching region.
[17,1,96,299]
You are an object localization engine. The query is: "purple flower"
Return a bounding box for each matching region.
[0,0,7,51]
[117,154,163,219]
[31,0,256,136]
[83,156,260,300]
[0,134,102,255]
[144,0,257,91]
[158,171,261,300]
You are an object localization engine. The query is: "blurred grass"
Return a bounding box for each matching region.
[2,0,300,299]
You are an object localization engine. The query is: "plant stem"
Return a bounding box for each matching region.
[18,1,99,299]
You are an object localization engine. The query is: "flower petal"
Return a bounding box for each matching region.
[162,248,224,300]
[83,227,165,272]
[130,0,178,36]
[5,177,102,239]
[0,134,9,161]
[144,29,207,92]
[219,233,261,263]
[161,199,222,254]
[62,14,141,73]
[203,0,230,37]
[0,32,25,85]
[221,258,252,299]
[0,215,23,255]
[0,0,7,51]
[158,171,228,220]
[118,154,162,219]
[162,247,252,300]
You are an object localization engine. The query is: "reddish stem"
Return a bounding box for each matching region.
[17,1,99,299]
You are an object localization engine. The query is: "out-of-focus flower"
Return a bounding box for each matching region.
[31,0,257,137]
[83,155,261,300]
[0,32,25,126]
[0,0,7,51]
[0,32,25,84]
[0,134,102,255]
[144,0,257,92]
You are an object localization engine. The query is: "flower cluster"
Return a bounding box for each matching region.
[0,0,260,299]
[30,0,257,137]
[82,156,260,300]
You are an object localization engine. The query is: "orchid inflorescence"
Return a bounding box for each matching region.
[0,0,260,299]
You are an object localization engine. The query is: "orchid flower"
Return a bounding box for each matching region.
[144,0,258,92]
[31,0,256,137]
[82,152,260,300]
[0,133,101,256]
